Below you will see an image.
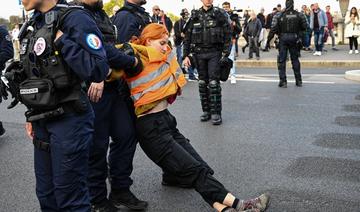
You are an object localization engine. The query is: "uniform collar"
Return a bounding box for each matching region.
[201,5,214,13]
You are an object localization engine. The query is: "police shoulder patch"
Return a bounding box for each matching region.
[86,33,102,50]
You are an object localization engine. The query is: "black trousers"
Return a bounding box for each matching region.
[277,34,301,81]
[136,109,229,206]
[349,36,359,50]
[195,51,222,82]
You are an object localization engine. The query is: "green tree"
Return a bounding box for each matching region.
[9,16,21,28]
[0,18,10,29]
[167,12,180,23]
[103,0,124,16]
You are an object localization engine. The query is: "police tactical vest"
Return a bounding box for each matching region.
[280,10,301,33]
[191,7,226,47]
[94,10,116,44]
[19,5,82,110]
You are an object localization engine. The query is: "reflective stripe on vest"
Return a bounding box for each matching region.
[129,51,176,89]
[127,49,186,107]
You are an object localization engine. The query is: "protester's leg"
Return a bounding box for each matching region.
[136,111,228,206]
[314,30,320,51]
[248,37,254,58]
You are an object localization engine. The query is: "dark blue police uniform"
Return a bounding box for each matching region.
[112,1,151,43]
[85,2,149,210]
[82,7,147,210]
[16,2,109,211]
[0,25,14,136]
[271,0,308,87]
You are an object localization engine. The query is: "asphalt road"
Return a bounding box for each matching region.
[1,68,360,212]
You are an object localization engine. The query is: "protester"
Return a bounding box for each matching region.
[109,23,270,212]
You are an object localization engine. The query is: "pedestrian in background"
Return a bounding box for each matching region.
[325,5,337,50]
[174,8,198,81]
[345,7,360,54]
[310,3,328,56]
[244,11,262,60]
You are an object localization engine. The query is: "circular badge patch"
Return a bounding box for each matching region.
[86,34,102,50]
[33,37,46,56]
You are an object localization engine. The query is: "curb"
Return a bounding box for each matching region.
[345,70,360,82]
[235,60,360,68]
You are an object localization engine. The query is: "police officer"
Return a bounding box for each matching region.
[183,0,232,125]
[73,0,148,211]
[270,0,308,88]
[0,25,14,136]
[5,0,109,210]
[112,0,151,43]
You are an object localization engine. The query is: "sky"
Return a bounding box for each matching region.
[1,0,359,19]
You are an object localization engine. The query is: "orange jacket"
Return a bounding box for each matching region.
[111,44,186,110]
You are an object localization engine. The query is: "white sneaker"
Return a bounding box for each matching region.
[230,76,236,84]
[318,51,322,56]
[355,50,359,54]
[349,50,353,54]
[313,51,318,56]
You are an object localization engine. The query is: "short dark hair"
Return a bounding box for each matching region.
[277,4,281,7]
[222,2,230,7]
[273,7,277,11]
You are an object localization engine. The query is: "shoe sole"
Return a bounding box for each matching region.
[111,201,148,211]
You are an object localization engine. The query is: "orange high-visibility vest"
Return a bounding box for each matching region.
[124,44,186,109]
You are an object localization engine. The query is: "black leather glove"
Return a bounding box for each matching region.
[2,61,24,108]
[119,43,143,77]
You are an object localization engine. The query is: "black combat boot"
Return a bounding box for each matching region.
[91,199,118,212]
[278,80,287,88]
[296,80,302,87]
[199,80,211,122]
[209,80,222,125]
[109,189,148,210]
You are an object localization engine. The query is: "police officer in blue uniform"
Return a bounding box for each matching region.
[0,25,14,136]
[270,0,308,88]
[4,0,109,210]
[112,0,151,43]
[183,0,232,125]
[73,0,148,211]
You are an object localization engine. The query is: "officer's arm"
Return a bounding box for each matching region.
[105,43,135,70]
[182,17,193,58]
[54,10,109,82]
[221,12,232,56]
[174,21,181,38]
[0,28,14,70]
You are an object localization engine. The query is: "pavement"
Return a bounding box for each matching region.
[235,44,360,69]
[1,67,360,211]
